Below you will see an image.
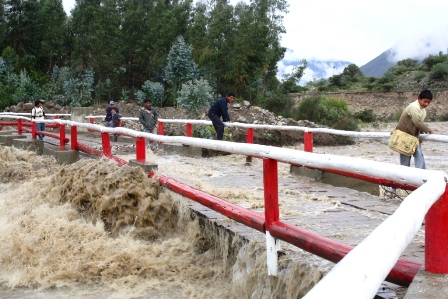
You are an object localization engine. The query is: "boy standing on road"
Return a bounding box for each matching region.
[396,89,435,169]
[207,91,236,140]
[31,100,46,140]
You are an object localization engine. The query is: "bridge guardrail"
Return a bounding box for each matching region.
[2,115,448,298]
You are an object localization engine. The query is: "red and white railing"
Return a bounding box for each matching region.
[3,115,448,298]
[85,115,448,151]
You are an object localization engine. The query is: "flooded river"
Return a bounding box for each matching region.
[0,146,323,298]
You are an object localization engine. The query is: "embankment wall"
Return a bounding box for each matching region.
[291,90,448,120]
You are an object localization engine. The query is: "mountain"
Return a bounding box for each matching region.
[359,49,396,78]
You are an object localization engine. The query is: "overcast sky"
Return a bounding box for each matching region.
[62,0,448,82]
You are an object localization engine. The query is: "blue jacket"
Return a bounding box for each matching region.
[208,97,230,122]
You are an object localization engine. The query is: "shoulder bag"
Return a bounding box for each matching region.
[388,129,418,156]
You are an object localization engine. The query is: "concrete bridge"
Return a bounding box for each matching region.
[1,113,448,299]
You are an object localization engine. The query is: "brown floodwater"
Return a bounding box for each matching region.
[0,146,321,299]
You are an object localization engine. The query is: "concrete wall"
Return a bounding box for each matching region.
[71,107,94,132]
[291,90,448,120]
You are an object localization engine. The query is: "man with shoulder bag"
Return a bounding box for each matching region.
[390,89,435,169]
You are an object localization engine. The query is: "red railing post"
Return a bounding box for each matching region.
[54,115,59,119]
[425,186,448,273]
[264,158,279,229]
[118,119,122,127]
[304,131,313,152]
[71,126,78,150]
[17,118,22,135]
[101,132,111,157]
[246,128,254,144]
[136,137,146,163]
[246,128,254,163]
[158,121,164,136]
[31,122,37,139]
[186,123,193,137]
[89,117,94,124]
[263,158,280,276]
[59,123,66,149]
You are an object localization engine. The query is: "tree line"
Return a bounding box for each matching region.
[0,0,299,112]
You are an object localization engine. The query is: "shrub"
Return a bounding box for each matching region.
[332,116,360,132]
[201,125,233,142]
[354,109,375,123]
[194,126,214,139]
[136,81,165,106]
[429,63,448,81]
[413,71,426,82]
[294,95,359,131]
[177,78,214,117]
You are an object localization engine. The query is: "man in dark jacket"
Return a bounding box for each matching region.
[139,99,159,150]
[207,91,235,140]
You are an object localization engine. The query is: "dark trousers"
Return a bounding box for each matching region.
[208,113,224,140]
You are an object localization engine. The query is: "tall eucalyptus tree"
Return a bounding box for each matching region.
[4,0,41,72]
[37,0,67,76]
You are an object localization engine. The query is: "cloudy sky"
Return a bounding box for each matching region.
[62,0,448,83]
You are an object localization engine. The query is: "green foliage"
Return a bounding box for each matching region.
[223,127,234,142]
[164,36,199,96]
[429,63,448,81]
[341,64,364,83]
[390,58,420,75]
[120,88,130,103]
[204,125,233,142]
[332,116,360,131]
[136,81,165,107]
[0,58,19,109]
[439,114,448,121]
[354,109,375,123]
[422,51,447,71]
[12,69,41,103]
[294,95,359,131]
[413,71,426,82]
[397,58,419,68]
[194,126,214,139]
[281,59,307,93]
[177,78,214,116]
[62,68,95,107]
[0,0,289,109]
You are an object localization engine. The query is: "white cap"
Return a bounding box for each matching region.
[109,101,115,105]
